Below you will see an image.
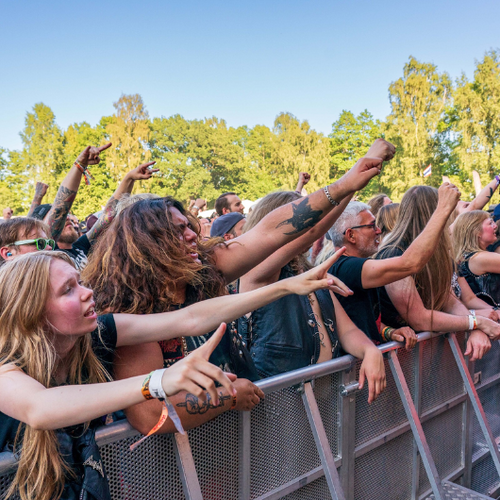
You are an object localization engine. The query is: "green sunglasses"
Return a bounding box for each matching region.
[13,238,55,251]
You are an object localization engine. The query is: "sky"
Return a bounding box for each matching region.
[1,0,499,152]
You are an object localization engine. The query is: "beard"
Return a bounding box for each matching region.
[58,228,79,245]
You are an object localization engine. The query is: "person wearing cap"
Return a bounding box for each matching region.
[210,212,246,240]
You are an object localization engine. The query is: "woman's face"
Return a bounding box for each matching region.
[45,259,97,338]
[479,217,498,249]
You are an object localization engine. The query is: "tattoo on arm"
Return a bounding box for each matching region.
[487,187,494,200]
[27,195,44,218]
[86,196,119,242]
[275,197,323,235]
[176,392,231,415]
[46,186,77,241]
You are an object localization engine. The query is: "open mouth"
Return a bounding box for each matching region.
[84,305,96,318]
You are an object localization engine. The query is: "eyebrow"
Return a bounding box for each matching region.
[56,273,79,294]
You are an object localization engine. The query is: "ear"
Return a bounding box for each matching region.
[223,233,234,241]
[344,229,356,245]
[0,246,15,260]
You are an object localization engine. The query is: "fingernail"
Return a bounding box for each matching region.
[215,399,219,406]
[232,388,237,396]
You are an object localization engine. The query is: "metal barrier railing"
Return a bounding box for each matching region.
[2,331,500,499]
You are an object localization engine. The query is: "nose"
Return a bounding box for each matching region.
[46,245,53,251]
[375,225,382,234]
[81,284,93,302]
[184,227,197,243]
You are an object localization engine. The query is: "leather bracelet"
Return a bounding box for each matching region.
[323,186,339,207]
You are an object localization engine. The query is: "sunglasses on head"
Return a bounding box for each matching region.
[13,238,55,251]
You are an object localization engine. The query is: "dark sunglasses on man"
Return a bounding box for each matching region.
[343,222,378,235]
[12,238,55,251]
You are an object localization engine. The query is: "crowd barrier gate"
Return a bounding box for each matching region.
[2,331,500,499]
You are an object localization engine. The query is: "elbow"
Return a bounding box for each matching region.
[26,409,55,430]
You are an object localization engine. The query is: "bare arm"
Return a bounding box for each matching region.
[295,172,310,194]
[46,143,111,241]
[114,342,263,435]
[467,251,500,276]
[215,156,385,283]
[457,277,499,322]
[361,182,460,289]
[331,292,385,403]
[0,326,235,431]
[26,182,48,217]
[113,251,347,347]
[467,177,500,212]
[86,161,158,243]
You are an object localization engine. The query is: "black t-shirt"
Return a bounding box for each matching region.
[56,234,90,271]
[375,246,409,329]
[329,255,383,343]
[0,314,117,453]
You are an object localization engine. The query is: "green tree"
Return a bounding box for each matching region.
[384,57,452,199]
[445,51,500,200]
[105,94,151,181]
[329,110,382,199]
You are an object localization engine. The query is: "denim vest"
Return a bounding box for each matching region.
[238,265,340,379]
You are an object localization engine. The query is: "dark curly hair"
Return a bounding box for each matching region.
[82,197,227,314]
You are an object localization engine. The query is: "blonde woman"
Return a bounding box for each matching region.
[453,210,500,307]
[376,203,399,244]
[0,251,342,500]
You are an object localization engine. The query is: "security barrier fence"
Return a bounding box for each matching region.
[2,331,500,499]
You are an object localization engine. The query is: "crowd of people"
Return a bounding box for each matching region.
[1,138,500,500]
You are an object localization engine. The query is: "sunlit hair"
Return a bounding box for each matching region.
[0,251,109,500]
[376,203,400,242]
[327,201,371,247]
[378,186,453,314]
[83,197,227,314]
[0,217,49,266]
[116,192,161,215]
[244,191,311,273]
[368,194,390,218]
[452,210,489,263]
[314,238,335,266]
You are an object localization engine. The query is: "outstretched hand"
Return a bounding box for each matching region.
[161,323,237,405]
[127,161,159,181]
[77,142,112,166]
[285,247,354,297]
[437,182,461,214]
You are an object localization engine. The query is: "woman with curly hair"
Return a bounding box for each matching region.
[83,156,387,435]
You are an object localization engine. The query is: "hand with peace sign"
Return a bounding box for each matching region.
[76,142,112,167]
[160,323,237,405]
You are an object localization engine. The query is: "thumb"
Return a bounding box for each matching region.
[464,340,472,356]
[317,247,346,275]
[358,367,365,390]
[200,322,226,358]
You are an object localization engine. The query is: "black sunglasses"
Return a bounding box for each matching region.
[343,222,378,235]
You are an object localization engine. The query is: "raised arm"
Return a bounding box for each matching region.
[0,326,234,431]
[462,176,500,213]
[361,183,460,289]
[86,161,158,242]
[214,156,385,283]
[295,172,310,194]
[113,250,349,347]
[46,143,111,241]
[26,182,49,217]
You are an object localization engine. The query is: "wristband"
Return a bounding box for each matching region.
[192,205,200,211]
[468,314,477,331]
[74,160,94,185]
[382,326,394,342]
[496,175,500,185]
[149,368,167,400]
[323,186,339,207]
[230,393,237,410]
[141,371,155,400]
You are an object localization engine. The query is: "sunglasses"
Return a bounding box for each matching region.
[343,222,378,235]
[13,238,55,251]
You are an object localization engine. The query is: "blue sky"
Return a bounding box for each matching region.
[1,0,499,152]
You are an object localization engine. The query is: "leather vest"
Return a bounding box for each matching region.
[459,252,500,308]
[238,265,340,379]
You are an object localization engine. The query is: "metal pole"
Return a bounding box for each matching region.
[447,333,500,477]
[173,433,204,500]
[238,411,251,500]
[302,382,346,500]
[388,350,445,500]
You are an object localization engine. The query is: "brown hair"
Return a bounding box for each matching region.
[0,252,109,500]
[244,191,311,273]
[376,203,400,240]
[368,194,390,218]
[452,210,490,263]
[0,217,49,265]
[83,197,227,314]
[215,192,237,216]
[379,186,453,313]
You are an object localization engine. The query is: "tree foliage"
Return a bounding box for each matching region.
[2,53,500,217]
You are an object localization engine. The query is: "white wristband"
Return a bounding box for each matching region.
[468,314,475,331]
[149,368,167,400]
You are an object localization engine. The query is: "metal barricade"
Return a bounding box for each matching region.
[2,332,500,499]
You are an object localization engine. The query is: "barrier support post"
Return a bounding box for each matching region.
[301,381,346,500]
[173,433,204,500]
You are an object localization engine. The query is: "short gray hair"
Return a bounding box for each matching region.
[328,201,371,247]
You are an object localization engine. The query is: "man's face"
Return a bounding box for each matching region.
[223,195,244,215]
[224,218,246,240]
[3,208,13,219]
[58,216,80,245]
[348,210,381,258]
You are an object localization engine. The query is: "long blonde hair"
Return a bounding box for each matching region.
[379,186,453,313]
[0,252,110,500]
[452,210,489,263]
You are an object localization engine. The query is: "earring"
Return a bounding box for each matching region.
[6,253,12,257]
